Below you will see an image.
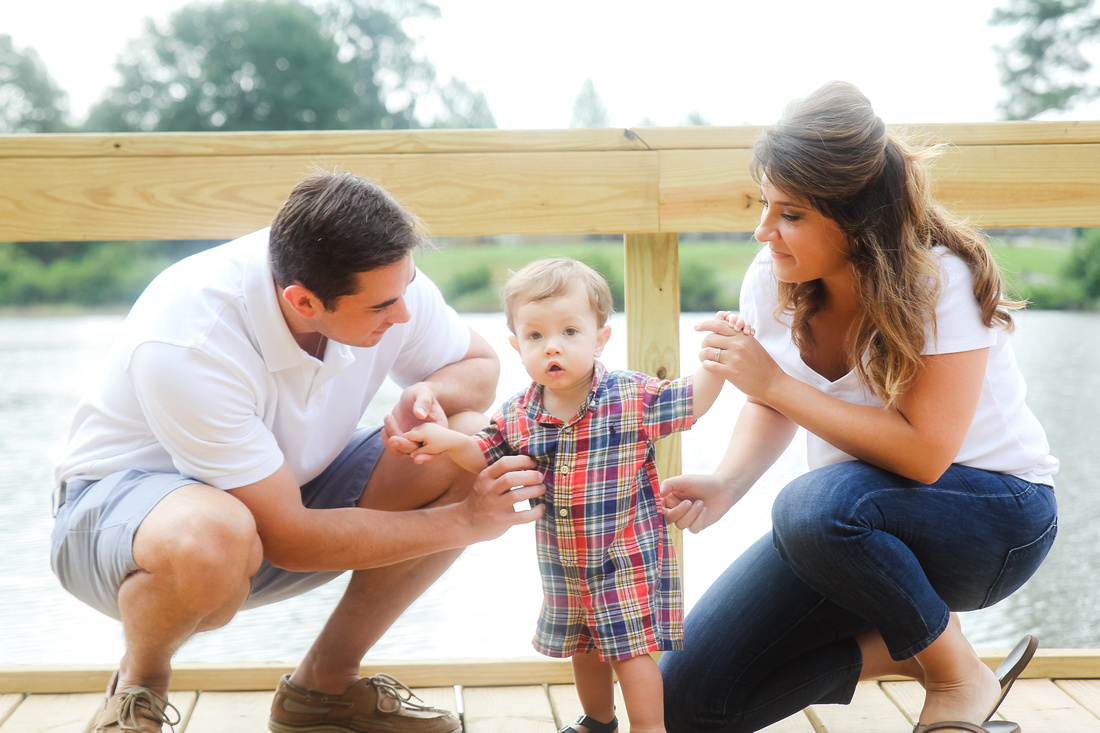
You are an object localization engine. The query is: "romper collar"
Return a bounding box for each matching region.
[521,360,608,426]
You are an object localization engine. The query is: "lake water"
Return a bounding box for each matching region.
[1,309,1097,665]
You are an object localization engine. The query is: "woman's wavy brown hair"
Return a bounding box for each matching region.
[751,81,1020,407]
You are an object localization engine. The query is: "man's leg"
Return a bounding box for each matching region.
[117,484,263,695]
[289,411,485,694]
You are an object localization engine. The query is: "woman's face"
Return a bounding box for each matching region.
[754,178,852,287]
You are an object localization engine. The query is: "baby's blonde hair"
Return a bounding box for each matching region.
[502,257,614,334]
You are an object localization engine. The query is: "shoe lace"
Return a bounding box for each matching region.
[115,687,182,732]
[368,673,438,713]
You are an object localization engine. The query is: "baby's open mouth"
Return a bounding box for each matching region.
[549,364,563,372]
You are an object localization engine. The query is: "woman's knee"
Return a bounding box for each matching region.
[771,463,885,562]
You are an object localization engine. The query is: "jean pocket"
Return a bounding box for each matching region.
[982,516,1058,608]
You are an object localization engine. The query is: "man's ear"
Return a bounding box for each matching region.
[282,282,322,320]
[594,325,612,357]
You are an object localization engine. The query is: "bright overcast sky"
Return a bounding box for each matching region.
[6,0,1086,129]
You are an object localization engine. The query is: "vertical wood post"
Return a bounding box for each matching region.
[623,232,683,560]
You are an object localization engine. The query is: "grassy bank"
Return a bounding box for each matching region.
[415,236,1077,314]
[0,235,1083,314]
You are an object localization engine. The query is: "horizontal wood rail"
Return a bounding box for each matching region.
[2,123,1100,243]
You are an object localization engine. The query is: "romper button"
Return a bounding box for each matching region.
[558,508,569,518]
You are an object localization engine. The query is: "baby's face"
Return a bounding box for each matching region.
[508,282,610,393]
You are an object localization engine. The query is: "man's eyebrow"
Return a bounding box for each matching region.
[366,268,416,309]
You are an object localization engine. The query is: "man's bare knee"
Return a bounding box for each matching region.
[134,485,262,598]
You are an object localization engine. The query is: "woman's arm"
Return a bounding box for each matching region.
[663,399,798,533]
[700,316,989,484]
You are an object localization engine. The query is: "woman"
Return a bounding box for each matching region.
[659,82,1058,733]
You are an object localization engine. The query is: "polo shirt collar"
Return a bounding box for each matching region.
[242,230,355,374]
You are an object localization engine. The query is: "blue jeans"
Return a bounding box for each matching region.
[661,462,1058,732]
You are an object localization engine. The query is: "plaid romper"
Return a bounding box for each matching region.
[476,361,694,661]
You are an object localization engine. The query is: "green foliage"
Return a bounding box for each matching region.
[990,0,1100,119]
[85,0,423,131]
[430,78,497,129]
[0,242,174,308]
[570,79,610,128]
[414,239,759,315]
[81,0,493,132]
[1064,228,1100,303]
[0,35,71,133]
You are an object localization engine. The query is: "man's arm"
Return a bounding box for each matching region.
[415,327,500,418]
[383,328,499,455]
[228,455,543,572]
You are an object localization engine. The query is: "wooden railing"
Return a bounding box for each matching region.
[2,124,1099,690]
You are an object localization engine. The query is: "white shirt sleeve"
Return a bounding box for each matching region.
[387,269,472,388]
[126,341,285,489]
[925,251,998,355]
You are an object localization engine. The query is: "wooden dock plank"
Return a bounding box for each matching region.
[880,679,924,724]
[412,686,461,716]
[808,681,914,732]
[546,683,629,731]
[184,690,266,732]
[462,685,557,732]
[0,696,22,727]
[1055,678,1100,716]
[0,693,99,733]
[995,678,1100,731]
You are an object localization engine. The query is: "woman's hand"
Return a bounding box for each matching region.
[695,314,785,402]
[660,473,744,533]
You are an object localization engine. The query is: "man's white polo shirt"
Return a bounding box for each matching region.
[56,228,471,491]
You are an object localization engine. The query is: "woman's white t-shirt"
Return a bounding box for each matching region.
[739,246,1058,485]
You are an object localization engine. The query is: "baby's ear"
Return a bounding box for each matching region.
[508,334,520,354]
[594,325,612,357]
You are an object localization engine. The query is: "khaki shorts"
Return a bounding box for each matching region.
[50,427,385,620]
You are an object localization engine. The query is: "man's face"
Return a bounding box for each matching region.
[314,256,415,348]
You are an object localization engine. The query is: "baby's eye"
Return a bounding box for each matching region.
[528,332,542,341]
[564,328,578,336]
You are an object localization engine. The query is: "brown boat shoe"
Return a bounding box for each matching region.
[269,673,461,733]
[93,672,181,732]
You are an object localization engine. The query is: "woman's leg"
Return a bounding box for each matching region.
[770,462,1057,726]
[661,534,870,732]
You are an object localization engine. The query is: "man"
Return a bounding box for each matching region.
[50,171,544,733]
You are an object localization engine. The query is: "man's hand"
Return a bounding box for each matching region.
[460,455,545,542]
[382,382,448,457]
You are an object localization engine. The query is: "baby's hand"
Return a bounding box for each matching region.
[720,311,754,337]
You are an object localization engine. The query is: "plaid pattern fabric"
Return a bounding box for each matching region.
[476,361,694,661]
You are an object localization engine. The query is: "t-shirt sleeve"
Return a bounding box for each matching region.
[126,341,284,489]
[641,373,694,440]
[925,252,998,355]
[388,269,473,387]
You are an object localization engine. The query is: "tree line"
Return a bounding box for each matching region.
[2,0,495,133]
